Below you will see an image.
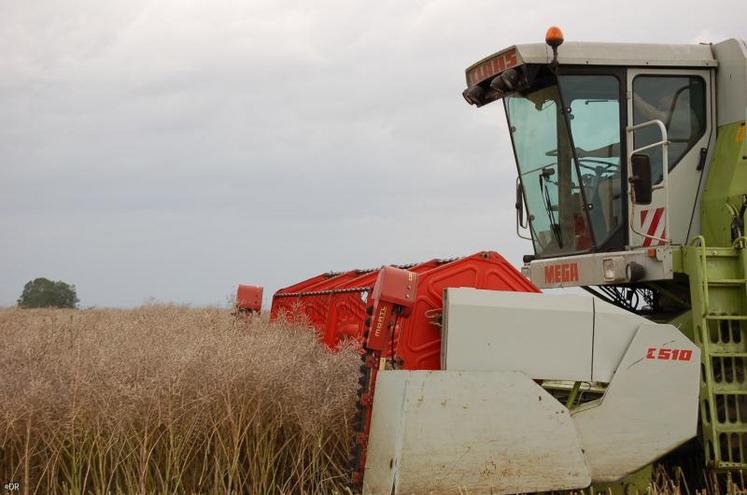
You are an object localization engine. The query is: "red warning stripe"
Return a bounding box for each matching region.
[640,207,665,246]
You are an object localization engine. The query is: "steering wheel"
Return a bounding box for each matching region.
[577,158,617,173]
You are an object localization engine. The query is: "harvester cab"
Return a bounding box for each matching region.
[463,28,746,294]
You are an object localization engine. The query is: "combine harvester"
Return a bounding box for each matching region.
[238,29,747,494]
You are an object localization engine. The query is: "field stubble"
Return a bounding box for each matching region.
[0,305,359,495]
[3,306,742,495]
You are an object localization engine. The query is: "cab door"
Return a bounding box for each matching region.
[626,68,713,247]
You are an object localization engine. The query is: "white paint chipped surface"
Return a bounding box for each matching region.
[364,370,591,495]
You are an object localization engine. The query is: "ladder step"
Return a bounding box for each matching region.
[708,279,747,286]
[712,385,747,394]
[705,314,747,320]
[715,461,747,470]
[702,250,740,257]
[714,425,747,434]
[709,352,747,358]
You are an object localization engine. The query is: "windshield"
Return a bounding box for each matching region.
[505,74,622,257]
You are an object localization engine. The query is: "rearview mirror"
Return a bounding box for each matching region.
[630,153,652,205]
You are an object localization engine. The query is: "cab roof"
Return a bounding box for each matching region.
[466,41,718,83]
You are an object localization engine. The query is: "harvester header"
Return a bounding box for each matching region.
[267,250,537,367]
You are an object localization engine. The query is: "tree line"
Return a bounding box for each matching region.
[17,277,79,308]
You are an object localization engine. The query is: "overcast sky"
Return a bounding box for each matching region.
[0,0,742,307]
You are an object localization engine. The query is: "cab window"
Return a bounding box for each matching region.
[632,76,706,183]
[559,75,622,247]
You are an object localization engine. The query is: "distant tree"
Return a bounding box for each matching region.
[17,278,79,309]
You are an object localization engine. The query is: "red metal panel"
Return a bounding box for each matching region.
[271,269,374,342]
[236,284,263,312]
[366,267,419,352]
[318,271,375,347]
[319,261,439,347]
[271,273,339,327]
[371,266,418,316]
